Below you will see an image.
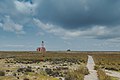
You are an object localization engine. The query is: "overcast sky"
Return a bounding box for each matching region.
[0,0,120,51]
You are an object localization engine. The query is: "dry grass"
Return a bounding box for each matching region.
[0,51,88,80]
[97,69,111,80]
[0,73,59,80]
[0,51,88,64]
[65,66,89,80]
[97,69,118,80]
[92,54,120,71]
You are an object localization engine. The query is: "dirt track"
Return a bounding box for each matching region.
[84,55,98,80]
[105,70,120,80]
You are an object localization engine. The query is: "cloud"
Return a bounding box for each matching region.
[33,18,111,39]
[32,0,120,40]
[0,16,25,34]
[107,38,120,43]
[0,0,120,40]
[4,44,25,47]
[35,0,120,29]
[36,32,45,36]
[14,0,37,15]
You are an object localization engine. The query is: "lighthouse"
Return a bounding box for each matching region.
[37,41,46,55]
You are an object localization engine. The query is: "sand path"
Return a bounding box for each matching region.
[105,70,120,80]
[84,55,99,80]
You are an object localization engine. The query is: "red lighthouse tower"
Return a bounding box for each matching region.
[37,41,46,55]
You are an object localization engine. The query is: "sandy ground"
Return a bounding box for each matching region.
[105,70,120,80]
[84,55,98,80]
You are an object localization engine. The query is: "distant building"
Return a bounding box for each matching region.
[37,47,46,53]
[37,41,46,54]
[67,49,71,51]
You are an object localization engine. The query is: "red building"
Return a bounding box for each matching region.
[37,41,46,54]
[37,47,46,53]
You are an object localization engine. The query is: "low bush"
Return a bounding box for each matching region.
[65,71,84,80]
[94,65,100,70]
[65,66,89,80]
[23,78,29,80]
[0,71,5,76]
[97,69,112,80]
[17,67,33,73]
[93,54,120,71]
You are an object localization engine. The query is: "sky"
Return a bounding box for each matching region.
[0,0,120,51]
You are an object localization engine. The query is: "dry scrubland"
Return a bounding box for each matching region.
[92,53,120,71]
[0,51,88,80]
[91,52,120,80]
[0,51,120,80]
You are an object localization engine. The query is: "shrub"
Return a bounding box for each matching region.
[93,54,120,72]
[45,68,52,75]
[17,67,33,73]
[77,66,89,75]
[97,69,112,80]
[65,66,89,80]
[0,71,5,76]
[94,65,100,70]
[23,78,29,80]
[39,69,47,76]
[65,70,84,80]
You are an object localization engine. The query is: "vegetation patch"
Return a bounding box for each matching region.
[92,54,120,71]
[0,71,5,76]
[97,69,111,80]
[97,69,118,80]
[0,51,88,80]
[65,66,89,80]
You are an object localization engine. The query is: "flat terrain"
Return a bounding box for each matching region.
[0,51,120,80]
[92,53,120,80]
[0,51,88,80]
